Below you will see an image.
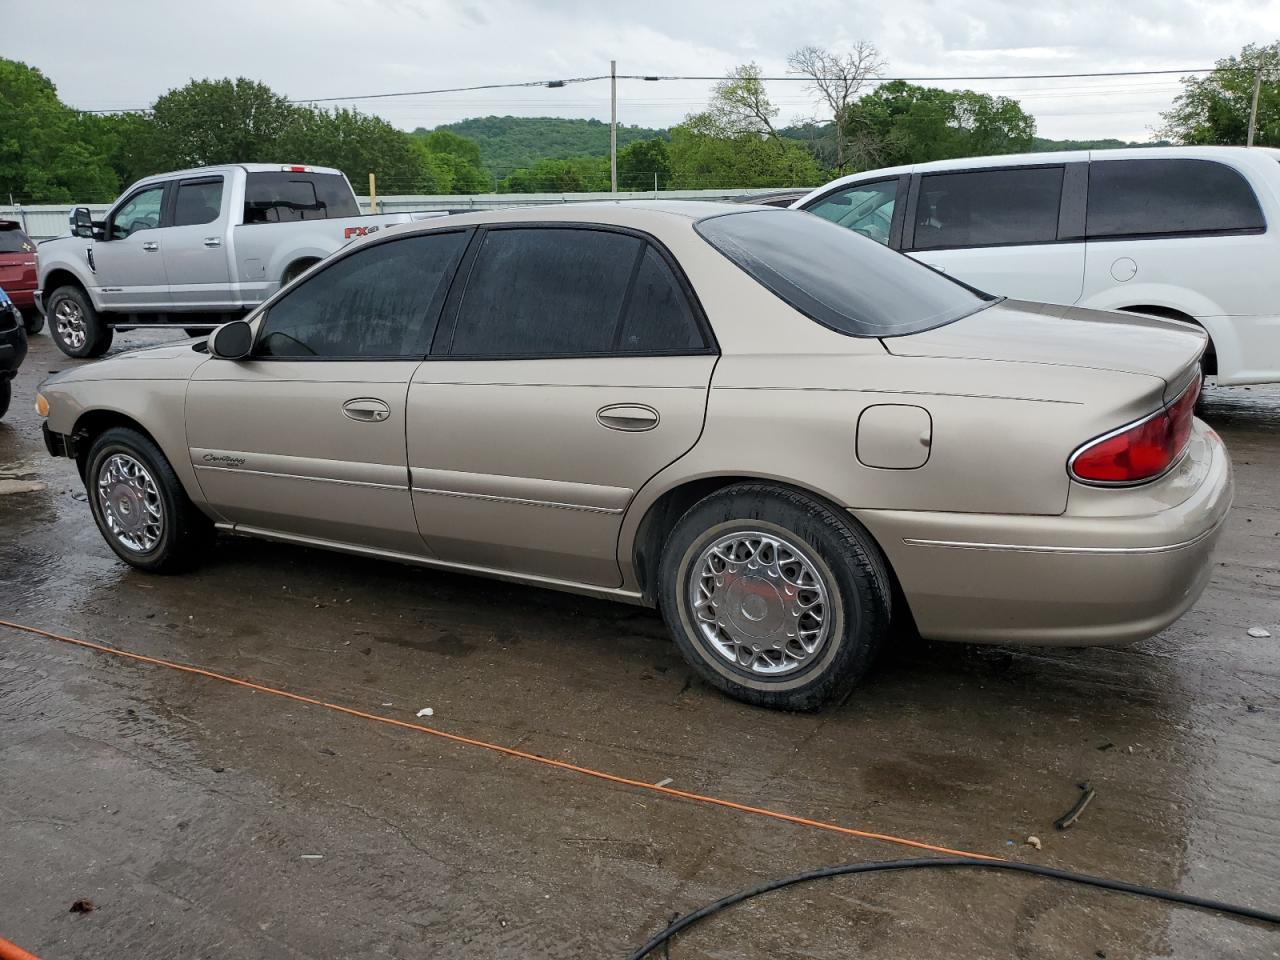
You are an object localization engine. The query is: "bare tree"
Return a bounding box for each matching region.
[696,63,780,139]
[788,43,886,173]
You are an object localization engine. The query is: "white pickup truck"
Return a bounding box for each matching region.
[36,163,444,357]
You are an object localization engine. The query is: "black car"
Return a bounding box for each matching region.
[0,286,28,419]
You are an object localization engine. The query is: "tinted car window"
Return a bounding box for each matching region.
[805,180,898,245]
[616,246,706,352]
[111,186,165,239]
[912,167,1063,250]
[450,228,640,357]
[173,179,223,227]
[256,232,466,358]
[696,209,991,338]
[1086,158,1265,238]
[243,172,360,223]
[0,225,34,254]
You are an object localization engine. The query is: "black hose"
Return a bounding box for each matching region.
[626,856,1280,959]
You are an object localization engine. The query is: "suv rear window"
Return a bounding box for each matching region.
[243,172,360,224]
[1086,159,1265,238]
[696,209,992,338]
[0,223,35,254]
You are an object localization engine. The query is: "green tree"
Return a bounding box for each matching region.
[698,63,779,138]
[1159,41,1280,146]
[411,129,489,193]
[499,156,609,192]
[0,58,120,202]
[668,124,824,189]
[277,106,429,192]
[149,77,300,168]
[617,138,671,190]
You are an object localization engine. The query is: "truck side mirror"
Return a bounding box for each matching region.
[70,207,95,239]
[208,320,254,360]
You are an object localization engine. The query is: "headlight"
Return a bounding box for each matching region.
[34,393,49,418]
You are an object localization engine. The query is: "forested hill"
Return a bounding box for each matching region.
[423,116,668,174]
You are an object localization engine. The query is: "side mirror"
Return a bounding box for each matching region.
[70,206,95,239]
[208,320,254,360]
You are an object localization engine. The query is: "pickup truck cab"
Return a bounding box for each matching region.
[37,163,443,357]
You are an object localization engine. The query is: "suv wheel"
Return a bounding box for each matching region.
[84,427,212,572]
[49,286,112,358]
[659,483,892,710]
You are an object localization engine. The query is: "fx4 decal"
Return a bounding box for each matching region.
[343,225,382,240]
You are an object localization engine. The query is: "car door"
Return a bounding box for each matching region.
[93,182,170,311]
[186,229,469,553]
[162,175,233,309]
[407,224,718,587]
[902,164,1087,306]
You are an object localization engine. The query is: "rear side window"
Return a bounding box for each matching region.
[256,232,466,358]
[243,172,360,224]
[912,167,1063,250]
[697,209,991,338]
[0,225,34,253]
[805,179,898,245]
[1086,159,1264,238]
[173,178,223,227]
[448,227,707,357]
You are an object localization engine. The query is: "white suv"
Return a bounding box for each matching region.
[793,146,1280,386]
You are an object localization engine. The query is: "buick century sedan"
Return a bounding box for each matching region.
[37,202,1232,709]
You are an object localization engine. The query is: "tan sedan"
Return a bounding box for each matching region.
[37,202,1232,709]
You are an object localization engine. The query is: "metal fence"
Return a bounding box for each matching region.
[1,189,764,241]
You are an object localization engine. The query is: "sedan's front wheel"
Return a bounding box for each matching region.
[659,484,892,710]
[85,427,212,573]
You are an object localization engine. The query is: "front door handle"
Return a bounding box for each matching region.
[203,237,222,248]
[141,241,159,252]
[342,398,391,422]
[597,403,660,432]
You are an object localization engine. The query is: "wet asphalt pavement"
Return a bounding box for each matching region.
[1,329,1278,960]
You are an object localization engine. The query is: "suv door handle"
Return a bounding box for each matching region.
[141,241,159,252]
[597,403,660,432]
[342,398,391,422]
[203,237,222,247]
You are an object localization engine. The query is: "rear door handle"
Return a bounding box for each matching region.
[203,237,222,247]
[342,398,391,422]
[141,241,159,252]
[597,403,660,432]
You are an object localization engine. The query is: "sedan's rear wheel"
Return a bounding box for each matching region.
[659,483,891,710]
[85,427,212,573]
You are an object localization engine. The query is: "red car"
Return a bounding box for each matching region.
[0,219,42,333]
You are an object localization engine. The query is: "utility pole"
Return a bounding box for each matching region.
[1247,65,1263,147]
[610,60,618,193]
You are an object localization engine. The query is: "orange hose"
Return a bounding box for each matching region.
[0,618,1003,862]
[0,935,43,960]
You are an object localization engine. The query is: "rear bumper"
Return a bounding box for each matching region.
[854,421,1233,646]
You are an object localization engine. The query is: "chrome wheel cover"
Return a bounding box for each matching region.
[687,531,832,676]
[53,297,86,349]
[97,453,164,553]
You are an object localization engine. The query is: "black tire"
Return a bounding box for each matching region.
[0,379,10,419]
[47,285,112,358]
[84,426,213,573]
[658,483,892,711]
[22,308,45,335]
[282,259,318,286]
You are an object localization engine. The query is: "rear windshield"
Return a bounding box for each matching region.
[0,224,34,254]
[243,172,360,224]
[695,209,993,338]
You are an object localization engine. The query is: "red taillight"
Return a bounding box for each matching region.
[1069,374,1201,485]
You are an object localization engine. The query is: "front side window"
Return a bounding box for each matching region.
[1086,159,1265,238]
[448,227,706,357]
[173,178,224,227]
[243,172,360,224]
[805,180,898,245]
[110,186,165,239]
[912,167,1064,250]
[256,232,467,358]
[696,209,992,338]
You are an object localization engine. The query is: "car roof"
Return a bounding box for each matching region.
[390,199,775,233]
[794,145,1280,206]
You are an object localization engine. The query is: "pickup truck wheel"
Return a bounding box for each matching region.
[22,309,44,335]
[282,259,318,286]
[0,379,10,419]
[84,426,213,573]
[48,286,112,359]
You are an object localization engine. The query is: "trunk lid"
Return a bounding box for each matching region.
[884,299,1206,394]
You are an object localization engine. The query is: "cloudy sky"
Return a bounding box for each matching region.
[9,0,1280,143]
